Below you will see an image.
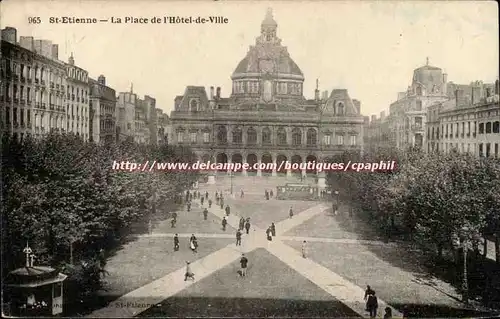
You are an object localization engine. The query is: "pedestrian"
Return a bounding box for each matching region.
[172,212,178,220]
[170,217,176,228]
[187,201,191,212]
[239,254,248,277]
[174,234,179,251]
[184,261,195,281]
[289,206,293,218]
[209,198,213,208]
[239,217,245,231]
[270,189,273,198]
[215,192,219,205]
[302,240,307,258]
[236,229,242,246]
[201,196,204,205]
[205,191,209,200]
[366,292,378,318]
[225,205,230,216]
[203,208,208,220]
[240,189,244,198]
[245,220,251,234]
[383,307,392,319]
[364,285,375,304]
[222,217,227,231]
[220,200,224,210]
[266,227,272,241]
[197,191,201,199]
[271,222,276,236]
[185,191,190,203]
[265,190,269,200]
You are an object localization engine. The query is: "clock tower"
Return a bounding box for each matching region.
[230,8,305,109]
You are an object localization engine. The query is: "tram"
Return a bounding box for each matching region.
[275,183,319,201]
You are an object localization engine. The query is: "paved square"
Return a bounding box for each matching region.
[86,176,484,318]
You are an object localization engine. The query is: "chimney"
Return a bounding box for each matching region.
[216,87,221,99]
[98,75,106,86]
[19,36,34,51]
[371,115,377,122]
[1,27,17,43]
[321,90,328,100]
[314,89,320,101]
[51,44,59,59]
[442,73,448,95]
[210,86,214,99]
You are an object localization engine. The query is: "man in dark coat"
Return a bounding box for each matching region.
[265,190,269,200]
[245,220,251,234]
[366,292,378,318]
[266,227,272,241]
[271,222,276,236]
[289,207,293,218]
[239,217,245,231]
[270,189,273,198]
[220,199,224,210]
[225,205,230,216]
[174,234,179,251]
[208,199,212,208]
[240,189,244,198]
[203,208,208,220]
[187,202,191,212]
[239,254,248,277]
[236,229,242,246]
[222,217,227,231]
[205,191,209,200]
[171,217,176,228]
[201,196,204,205]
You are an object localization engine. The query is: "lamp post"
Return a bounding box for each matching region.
[230,171,234,195]
[461,225,470,304]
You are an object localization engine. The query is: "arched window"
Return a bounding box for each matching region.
[292,128,302,146]
[247,127,257,145]
[232,127,242,144]
[217,126,227,144]
[277,127,287,145]
[262,127,271,145]
[416,86,422,96]
[493,121,500,133]
[306,128,317,145]
[486,122,492,134]
[189,99,199,112]
[336,102,345,115]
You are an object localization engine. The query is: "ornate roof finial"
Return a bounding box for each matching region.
[426,57,429,66]
[316,78,319,90]
[130,82,133,94]
[262,8,277,28]
[23,242,33,268]
[69,52,75,65]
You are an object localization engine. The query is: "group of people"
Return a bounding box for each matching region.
[264,189,274,200]
[173,233,198,254]
[235,218,251,245]
[364,285,397,318]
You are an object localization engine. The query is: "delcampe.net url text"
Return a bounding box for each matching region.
[112,160,397,173]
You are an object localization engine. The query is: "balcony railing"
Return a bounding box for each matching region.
[50,104,55,110]
[41,103,46,108]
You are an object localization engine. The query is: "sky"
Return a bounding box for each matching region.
[1,0,498,118]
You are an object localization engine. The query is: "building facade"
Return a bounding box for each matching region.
[169,9,364,176]
[116,87,159,144]
[387,59,450,150]
[1,27,68,140]
[89,75,117,144]
[427,83,500,158]
[156,108,170,144]
[65,54,90,140]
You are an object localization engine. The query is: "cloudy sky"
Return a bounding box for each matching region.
[2,0,498,117]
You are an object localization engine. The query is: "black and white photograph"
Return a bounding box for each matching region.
[1,0,499,318]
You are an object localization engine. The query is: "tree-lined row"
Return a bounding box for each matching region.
[327,146,500,263]
[1,133,199,304]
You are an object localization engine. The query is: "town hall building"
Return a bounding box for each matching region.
[170,9,365,177]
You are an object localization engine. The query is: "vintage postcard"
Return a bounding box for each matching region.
[1,0,499,318]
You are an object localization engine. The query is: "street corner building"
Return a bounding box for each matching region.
[170,9,365,177]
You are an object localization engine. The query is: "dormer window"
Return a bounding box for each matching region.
[189,99,199,111]
[336,102,345,115]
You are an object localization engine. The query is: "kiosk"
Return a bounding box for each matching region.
[4,243,68,317]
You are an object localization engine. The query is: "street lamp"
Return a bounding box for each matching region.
[230,171,234,195]
[461,225,470,303]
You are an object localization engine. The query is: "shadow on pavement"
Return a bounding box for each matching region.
[139,296,362,318]
[333,206,500,315]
